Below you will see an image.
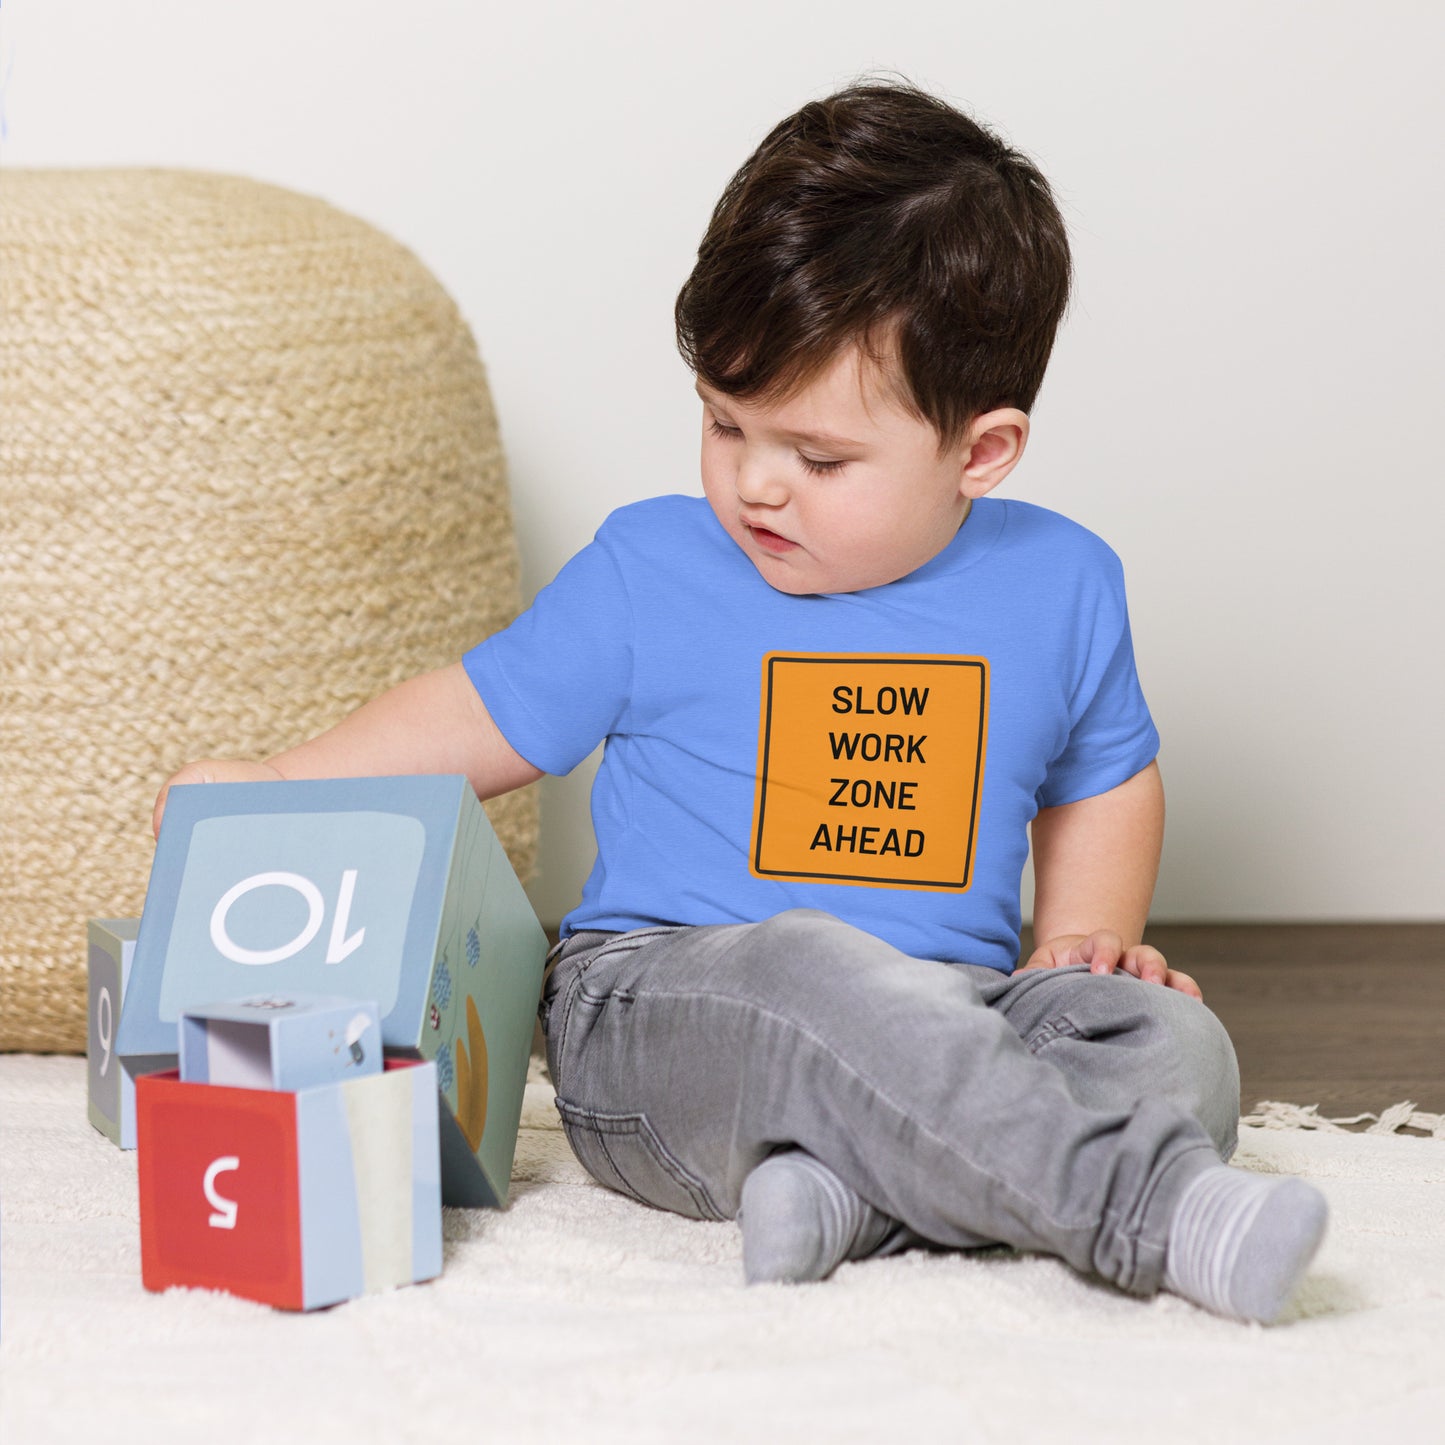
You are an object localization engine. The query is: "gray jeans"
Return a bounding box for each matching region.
[540,908,1239,1295]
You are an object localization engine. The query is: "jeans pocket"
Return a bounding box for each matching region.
[554,1099,725,1222]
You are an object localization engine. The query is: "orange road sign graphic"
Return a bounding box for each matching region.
[751,653,988,891]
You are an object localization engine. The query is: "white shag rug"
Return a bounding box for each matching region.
[1,1055,1443,1445]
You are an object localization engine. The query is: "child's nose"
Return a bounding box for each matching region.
[735,457,789,507]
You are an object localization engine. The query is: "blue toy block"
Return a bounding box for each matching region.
[88,919,170,1149]
[179,995,381,1092]
[117,775,547,1206]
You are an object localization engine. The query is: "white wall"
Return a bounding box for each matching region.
[5,0,1441,926]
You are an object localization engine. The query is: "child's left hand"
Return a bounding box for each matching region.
[1020,931,1203,1000]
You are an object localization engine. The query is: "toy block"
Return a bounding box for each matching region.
[88,919,170,1148]
[137,1057,442,1310]
[117,775,547,1206]
[179,995,381,1092]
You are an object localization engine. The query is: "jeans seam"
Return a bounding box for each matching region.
[1026,1015,1083,1054]
[550,929,688,1087]
[566,928,680,972]
[558,1105,646,1205]
[1106,1141,1218,1289]
[556,1100,725,1220]
[592,1123,651,1209]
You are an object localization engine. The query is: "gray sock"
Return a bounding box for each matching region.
[738,1149,898,1285]
[1162,1164,1329,1324]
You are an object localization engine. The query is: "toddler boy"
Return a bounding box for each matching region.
[156,80,1328,1322]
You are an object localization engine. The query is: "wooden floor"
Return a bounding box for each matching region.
[1024,922,1445,1124]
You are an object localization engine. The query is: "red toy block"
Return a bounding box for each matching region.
[137,1058,441,1311]
[138,1072,304,1307]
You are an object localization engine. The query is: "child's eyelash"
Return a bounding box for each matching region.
[707,418,846,475]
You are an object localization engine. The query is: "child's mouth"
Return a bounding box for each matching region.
[746,523,798,555]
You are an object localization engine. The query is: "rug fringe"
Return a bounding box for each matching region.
[1242,1099,1445,1139]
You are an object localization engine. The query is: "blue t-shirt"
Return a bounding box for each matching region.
[463,494,1158,973]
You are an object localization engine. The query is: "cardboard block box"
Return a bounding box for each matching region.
[117,775,548,1205]
[179,995,381,1091]
[88,919,171,1149]
[137,1058,442,1311]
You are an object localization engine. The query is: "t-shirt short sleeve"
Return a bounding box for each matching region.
[461,531,634,776]
[1035,548,1160,809]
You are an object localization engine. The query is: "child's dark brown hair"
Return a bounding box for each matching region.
[675,77,1072,454]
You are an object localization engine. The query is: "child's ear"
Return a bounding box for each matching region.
[956,408,1030,500]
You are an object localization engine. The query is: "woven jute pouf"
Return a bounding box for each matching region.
[0,169,539,1052]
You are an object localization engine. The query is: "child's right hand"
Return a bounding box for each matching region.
[152,759,285,839]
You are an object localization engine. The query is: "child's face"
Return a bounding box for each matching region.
[697,345,1023,595]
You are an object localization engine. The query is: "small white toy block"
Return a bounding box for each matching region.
[179,995,381,1092]
[117,775,547,1206]
[138,1058,442,1311]
[88,919,169,1149]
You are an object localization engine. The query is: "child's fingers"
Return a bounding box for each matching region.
[152,758,282,837]
[1020,937,1076,970]
[1022,939,1203,1002]
[1079,930,1124,974]
[1118,945,1169,985]
[152,761,216,837]
[1165,969,1204,1001]
[152,766,198,838]
[1119,950,1205,1001]
[152,783,171,840]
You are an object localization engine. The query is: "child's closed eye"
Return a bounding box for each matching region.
[707,418,847,475]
